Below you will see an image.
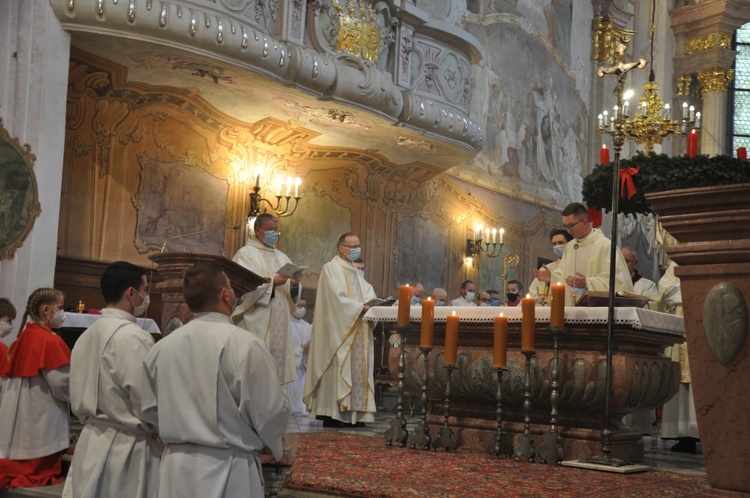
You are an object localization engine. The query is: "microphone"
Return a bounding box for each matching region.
[160,225,241,252]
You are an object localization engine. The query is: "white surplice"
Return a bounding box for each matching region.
[303,256,378,424]
[62,308,160,498]
[550,228,634,306]
[232,238,299,384]
[288,317,312,416]
[141,312,289,498]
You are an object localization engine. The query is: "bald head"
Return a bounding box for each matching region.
[621,246,637,274]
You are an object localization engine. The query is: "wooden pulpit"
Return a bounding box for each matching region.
[148,252,267,335]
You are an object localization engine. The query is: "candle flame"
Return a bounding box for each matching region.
[499,312,504,317]
[452,311,456,316]
[526,293,531,299]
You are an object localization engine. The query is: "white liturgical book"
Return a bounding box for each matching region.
[276,263,309,277]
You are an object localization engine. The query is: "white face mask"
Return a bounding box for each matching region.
[0,320,13,338]
[131,288,150,317]
[293,307,306,319]
[49,309,66,329]
[465,291,475,302]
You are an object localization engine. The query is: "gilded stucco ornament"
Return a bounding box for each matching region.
[703,282,748,366]
[685,32,732,55]
[591,17,634,67]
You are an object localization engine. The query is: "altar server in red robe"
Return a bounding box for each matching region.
[0,288,71,489]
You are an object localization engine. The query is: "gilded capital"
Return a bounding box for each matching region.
[685,32,732,55]
[697,67,735,94]
[676,75,693,98]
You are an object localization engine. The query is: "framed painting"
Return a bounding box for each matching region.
[0,118,41,260]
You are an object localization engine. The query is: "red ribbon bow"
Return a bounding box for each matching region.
[619,167,639,199]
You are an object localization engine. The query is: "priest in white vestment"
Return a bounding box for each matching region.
[141,262,289,498]
[63,262,160,498]
[534,203,633,306]
[621,246,659,308]
[232,213,301,385]
[288,300,312,416]
[529,229,572,300]
[304,233,378,426]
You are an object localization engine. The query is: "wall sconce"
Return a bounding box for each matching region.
[247,170,302,221]
[467,224,505,259]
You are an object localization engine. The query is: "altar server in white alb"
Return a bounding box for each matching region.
[288,299,312,415]
[141,262,289,498]
[533,202,633,305]
[63,261,160,498]
[304,232,378,427]
[232,213,302,384]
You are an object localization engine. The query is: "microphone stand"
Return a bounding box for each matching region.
[160,225,240,252]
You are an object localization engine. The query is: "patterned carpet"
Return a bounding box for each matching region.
[282,432,712,497]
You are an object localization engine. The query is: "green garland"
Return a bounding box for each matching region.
[581,152,750,215]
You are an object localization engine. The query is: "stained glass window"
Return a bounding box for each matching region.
[734,23,750,151]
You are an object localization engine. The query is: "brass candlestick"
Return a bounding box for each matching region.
[487,367,511,457]
[432,364,458,451]
[539,326,565,464]
[537,284,549,307]
[384,322,410,447]
[514,350,536,462]
[409,347,432,450]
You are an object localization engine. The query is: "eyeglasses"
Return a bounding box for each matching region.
[341,244,360,249]
[563,219,585,230]
[480,298,491,303]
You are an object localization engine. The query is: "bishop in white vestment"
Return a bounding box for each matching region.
[232,213,301,384]
[304,233,378,425]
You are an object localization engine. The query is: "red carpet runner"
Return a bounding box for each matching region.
[282,432,710,497]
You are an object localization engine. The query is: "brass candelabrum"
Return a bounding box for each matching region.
[432,364,458,451]
[538,326,566,465]
[513,350,536,463]
[487,367,511,458]
[247,183,301,219]
[409,347,432,451]
[384,322,410,447]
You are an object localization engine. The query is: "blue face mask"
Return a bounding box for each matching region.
[411,296,421,305]
[263,230,279,247]
[346,247,362,262]
[435,300,445,306]
[553,244,565,259]
[490,300,500,306]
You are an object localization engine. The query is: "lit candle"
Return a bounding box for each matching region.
[600,144,610,165]
[397,284,411,325]
[738,147,748,160]
[276,176,283,196]
[550,282,565,328]
[420,297,435,349]
[285,176,293,197]
[602,110,609,126]
[493,313,508,368]
[641,101,648,116]
[485,228,490,242]
[623,101,629,116]
[682,102,688,119]
[613,104,618,119]
[521,294,535,351]
[444,311,459,365]
[687,129,698,158]
[294,177,301,198]
[499,228,504,244]
[664,103,671,118]
[254,168,261,188]
[491,228,497,244]
[598,113,603,128]
[689,105,695,121]
[475,224,482,241]
[695,112,701,129]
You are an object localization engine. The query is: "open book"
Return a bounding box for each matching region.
[276,263,309,278]
[575,290,650,308]
[364,296,396,307]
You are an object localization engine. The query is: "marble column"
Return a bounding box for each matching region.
[697,67,734,156]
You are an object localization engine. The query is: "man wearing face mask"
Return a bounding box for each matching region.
[232,213,302,385]
[451,280,477,306]
[504,282,523,306]
[304,233,378,427]
[430,288,448,306]
[529,229,573,301]
[63,261,159,498]
[393,282,424,308]
[487,290,501,306]
[287,300,312,416]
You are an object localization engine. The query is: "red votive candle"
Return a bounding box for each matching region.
[600,144,610,165]
[687,130,698,158]
[738,147,747,160]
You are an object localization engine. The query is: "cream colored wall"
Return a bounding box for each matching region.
[0,0,70,345]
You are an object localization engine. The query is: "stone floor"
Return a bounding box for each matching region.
[0,411,706,498]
